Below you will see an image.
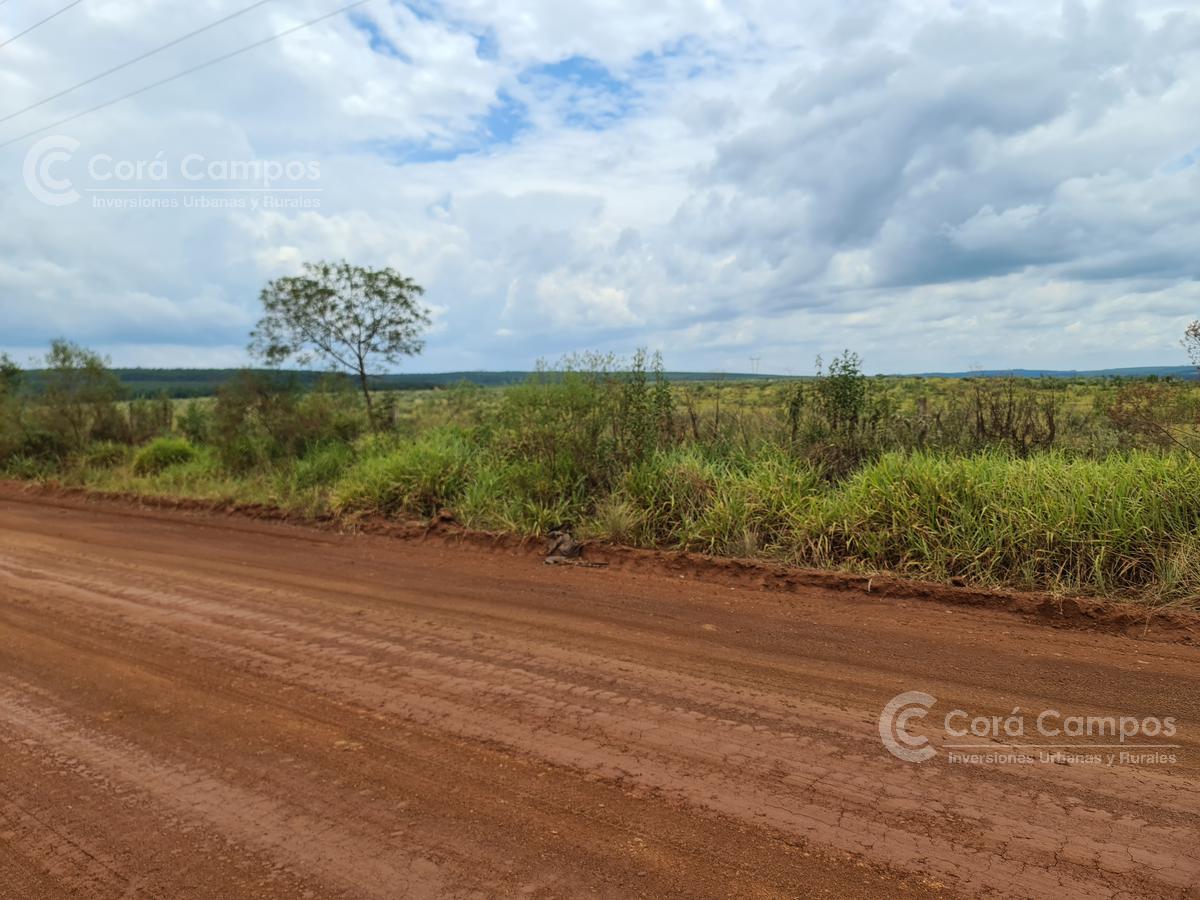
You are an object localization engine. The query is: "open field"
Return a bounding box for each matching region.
[7,358,1200,607]
[1,487,1199,898]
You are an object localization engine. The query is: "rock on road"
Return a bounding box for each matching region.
[1,488,1198,899]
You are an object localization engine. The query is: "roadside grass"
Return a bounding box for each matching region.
[331,429,475,518]
[40,445,283,509]
[806,451,1200,601]
[21,434,1200,609]
[132,436,197,475]
[6,363,1200,609]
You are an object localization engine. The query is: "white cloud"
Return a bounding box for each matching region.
[1,0,1199,374]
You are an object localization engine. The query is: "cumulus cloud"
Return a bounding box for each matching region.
[1,0,1199,372]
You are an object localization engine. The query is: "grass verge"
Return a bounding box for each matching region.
[10,436,1200,609]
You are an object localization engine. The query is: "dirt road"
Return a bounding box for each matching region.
[1,489,1198,899]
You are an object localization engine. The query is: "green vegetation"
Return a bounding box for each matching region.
[4,338,1200,608]
[132,437,198,475]
[14,368,541,399]
[813,451,1200,602]
[6,294,1200,608]
[249,260,431,424]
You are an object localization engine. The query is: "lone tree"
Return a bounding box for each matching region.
[249,261,430,424]
[1187,321,1200,372]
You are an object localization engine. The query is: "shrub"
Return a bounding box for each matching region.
[0,355,23,463]
[489,351,675,500]
[493,360,618,496]
[292,442,355,490]
[0,400,22,464]
[132,437,198,475]
[127,395,174,444]
[17,427,71,461]
[2,455,54,480]
[619,447,720,544]
[212,372,366,470]
[80,441,130,469]
[688,450,820,556]
[35,340,125,451]
[177,400,212,444]
[331,430,474,517]
[296,383,368,444]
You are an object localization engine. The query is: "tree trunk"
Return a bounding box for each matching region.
[357,367,376,429]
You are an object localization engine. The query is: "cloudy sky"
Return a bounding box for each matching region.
[2,0,1199,374]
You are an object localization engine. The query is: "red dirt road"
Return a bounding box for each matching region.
[1,490,1199,899]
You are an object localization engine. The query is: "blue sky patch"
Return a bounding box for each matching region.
[519,55,639,130]
[482,91,531,144]
[350,13,410,62]
[1164,144,1200,173]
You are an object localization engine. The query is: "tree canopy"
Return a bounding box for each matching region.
[249,261,430,423]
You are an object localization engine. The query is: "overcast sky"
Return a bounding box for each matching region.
[2,0,1199,373]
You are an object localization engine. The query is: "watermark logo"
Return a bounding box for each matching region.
[879,691,1181,766]
[20,135,322,210]
[23,135,82,206]
[879,690,937,763]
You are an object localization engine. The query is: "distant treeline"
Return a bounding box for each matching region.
[14,368,778,398]
[12,369,529,398]
[915,366,1199,380]
[12,366,1196,399]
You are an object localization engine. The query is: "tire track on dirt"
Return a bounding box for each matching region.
[4,545,1199,897]
[0,683,451,900]
[2,567,923,898]
[3,494,1200,898]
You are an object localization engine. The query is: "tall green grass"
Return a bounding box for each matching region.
[810,451,1200,600]
[131,436,197,475]
[585,448,1200,603]
[331,429,475,517]
[26,427,1200,608]
[609,447,822,556]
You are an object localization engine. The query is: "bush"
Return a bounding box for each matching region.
[127,395,174,444]
[620,446,720,544]
[211,372,295,470]
[490,351,675,500]
[493,361,617,497]
[211,372,366,471]
[80,441,130,469]
[688,450,820,556]
[177,400,212,443]
[292,442,355,490]
[0,400,23,464]
[331,430,474,517]
[17,427,71,461]
[0,355,23,463]
[2,455,54,480]
[132,437,198,475]
[35,340,125,451]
